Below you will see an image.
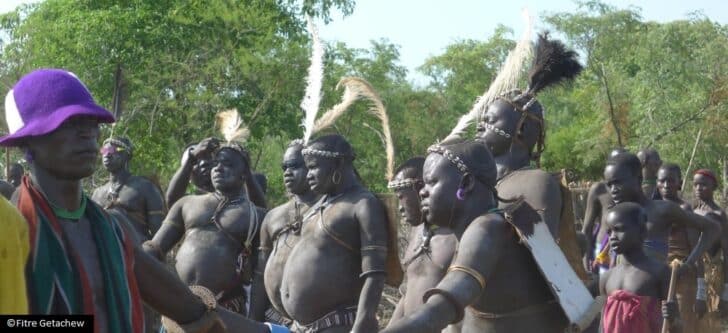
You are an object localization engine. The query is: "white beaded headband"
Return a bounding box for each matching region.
[426,145,470,174]
[301,147,350,159]
[387,178,422,190]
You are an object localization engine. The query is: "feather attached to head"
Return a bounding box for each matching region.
[524,32,583,97]
[216,109,250,144]
[300,15,325,145]
[314,77,395,180]
[445,9,534,141]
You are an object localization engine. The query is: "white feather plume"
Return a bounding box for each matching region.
[313,78,366,133]
[315,77,395,180]
[300,15,325,145]
[216,109,250,144]
[445,9,534,141]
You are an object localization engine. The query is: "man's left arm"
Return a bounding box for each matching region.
[143,181,167,236]
[671,204,720,268]
[353,196,388,333]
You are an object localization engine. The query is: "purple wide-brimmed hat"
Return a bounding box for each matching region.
[0,69,115,146]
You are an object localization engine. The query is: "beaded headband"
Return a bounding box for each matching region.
[480,123,512,139]
[103,138,133,155]
[216,142,251,165]
[301,147,352,159]
[427,145,470,175]
[387,178,422,190]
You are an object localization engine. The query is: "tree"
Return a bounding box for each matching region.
[0,0,355,200]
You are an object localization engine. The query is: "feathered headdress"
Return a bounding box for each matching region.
[516,31,583,109]
[314,77,395,180]
[475,32,582,166]
[215,109,250,145]
[294,18,394,180]
[445,9,534,141]
[300,14,325,145]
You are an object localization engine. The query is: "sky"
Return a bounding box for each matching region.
[2,0,726,85]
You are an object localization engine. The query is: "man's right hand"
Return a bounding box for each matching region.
[191,137,220,160]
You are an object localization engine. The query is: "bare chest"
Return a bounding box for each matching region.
[605,266,660,296]
[95,181,145,211]
[301,202,360,244]
[403,229,456,274]
[58,217,109,326]
[184,200,258,240]
[643,207,671,235]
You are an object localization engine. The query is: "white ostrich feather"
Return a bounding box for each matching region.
[216,109,250,144]
[300,15,325,145]
[445,9,534,141]
[315,77,395,180]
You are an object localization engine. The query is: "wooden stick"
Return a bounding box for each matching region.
[662,259,681,333]
[681,128,703,192]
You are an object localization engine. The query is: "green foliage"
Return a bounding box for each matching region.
[0,0,726,203]
[542,2,728,181]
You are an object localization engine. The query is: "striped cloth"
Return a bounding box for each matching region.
[17,176,143,333]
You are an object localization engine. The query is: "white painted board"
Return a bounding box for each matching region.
[508,205,602,332]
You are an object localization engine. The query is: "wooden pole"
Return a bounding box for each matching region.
[662,259,681,333]
[722,158,727,206]
[682,128,703,192]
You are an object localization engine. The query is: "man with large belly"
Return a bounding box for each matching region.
[277,134,389,333]
[249,140,319,326]
[145,142,264,315]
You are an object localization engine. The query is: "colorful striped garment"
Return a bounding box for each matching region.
[17,176,144,333]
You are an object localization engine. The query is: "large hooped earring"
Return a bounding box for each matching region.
[456,188,466,201]
[332,170,342,185]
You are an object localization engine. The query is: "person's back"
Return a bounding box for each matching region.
[599,202,675,333]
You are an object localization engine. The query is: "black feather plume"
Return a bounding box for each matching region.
[527,32,583,95]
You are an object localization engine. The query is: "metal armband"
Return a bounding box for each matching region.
[360,245,387,278]
[422,288,465,323]
[447,265,487,290]
[162,286,222,333]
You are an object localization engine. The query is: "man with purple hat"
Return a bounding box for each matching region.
[0,68,278,333]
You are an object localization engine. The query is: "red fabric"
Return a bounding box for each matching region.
[694,169,719,185]
[602,290,661,333]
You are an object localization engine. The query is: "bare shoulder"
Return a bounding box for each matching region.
[265,201,294,219]
[174,192,210,211]
[351,188,383,209]
[588,181,607,197]
[705,209,727,223]
[589,181,605,192]
[515,168,559,185]
[465,212,509,236]
[129,175,157,189]
[646,199,675,216]
[262,201,292,226]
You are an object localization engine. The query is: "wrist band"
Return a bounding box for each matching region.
[722,283,728,301]
[696,278,707,301]
[423,288,466,323]
[142,240,164,260]
[265,322,290,333]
